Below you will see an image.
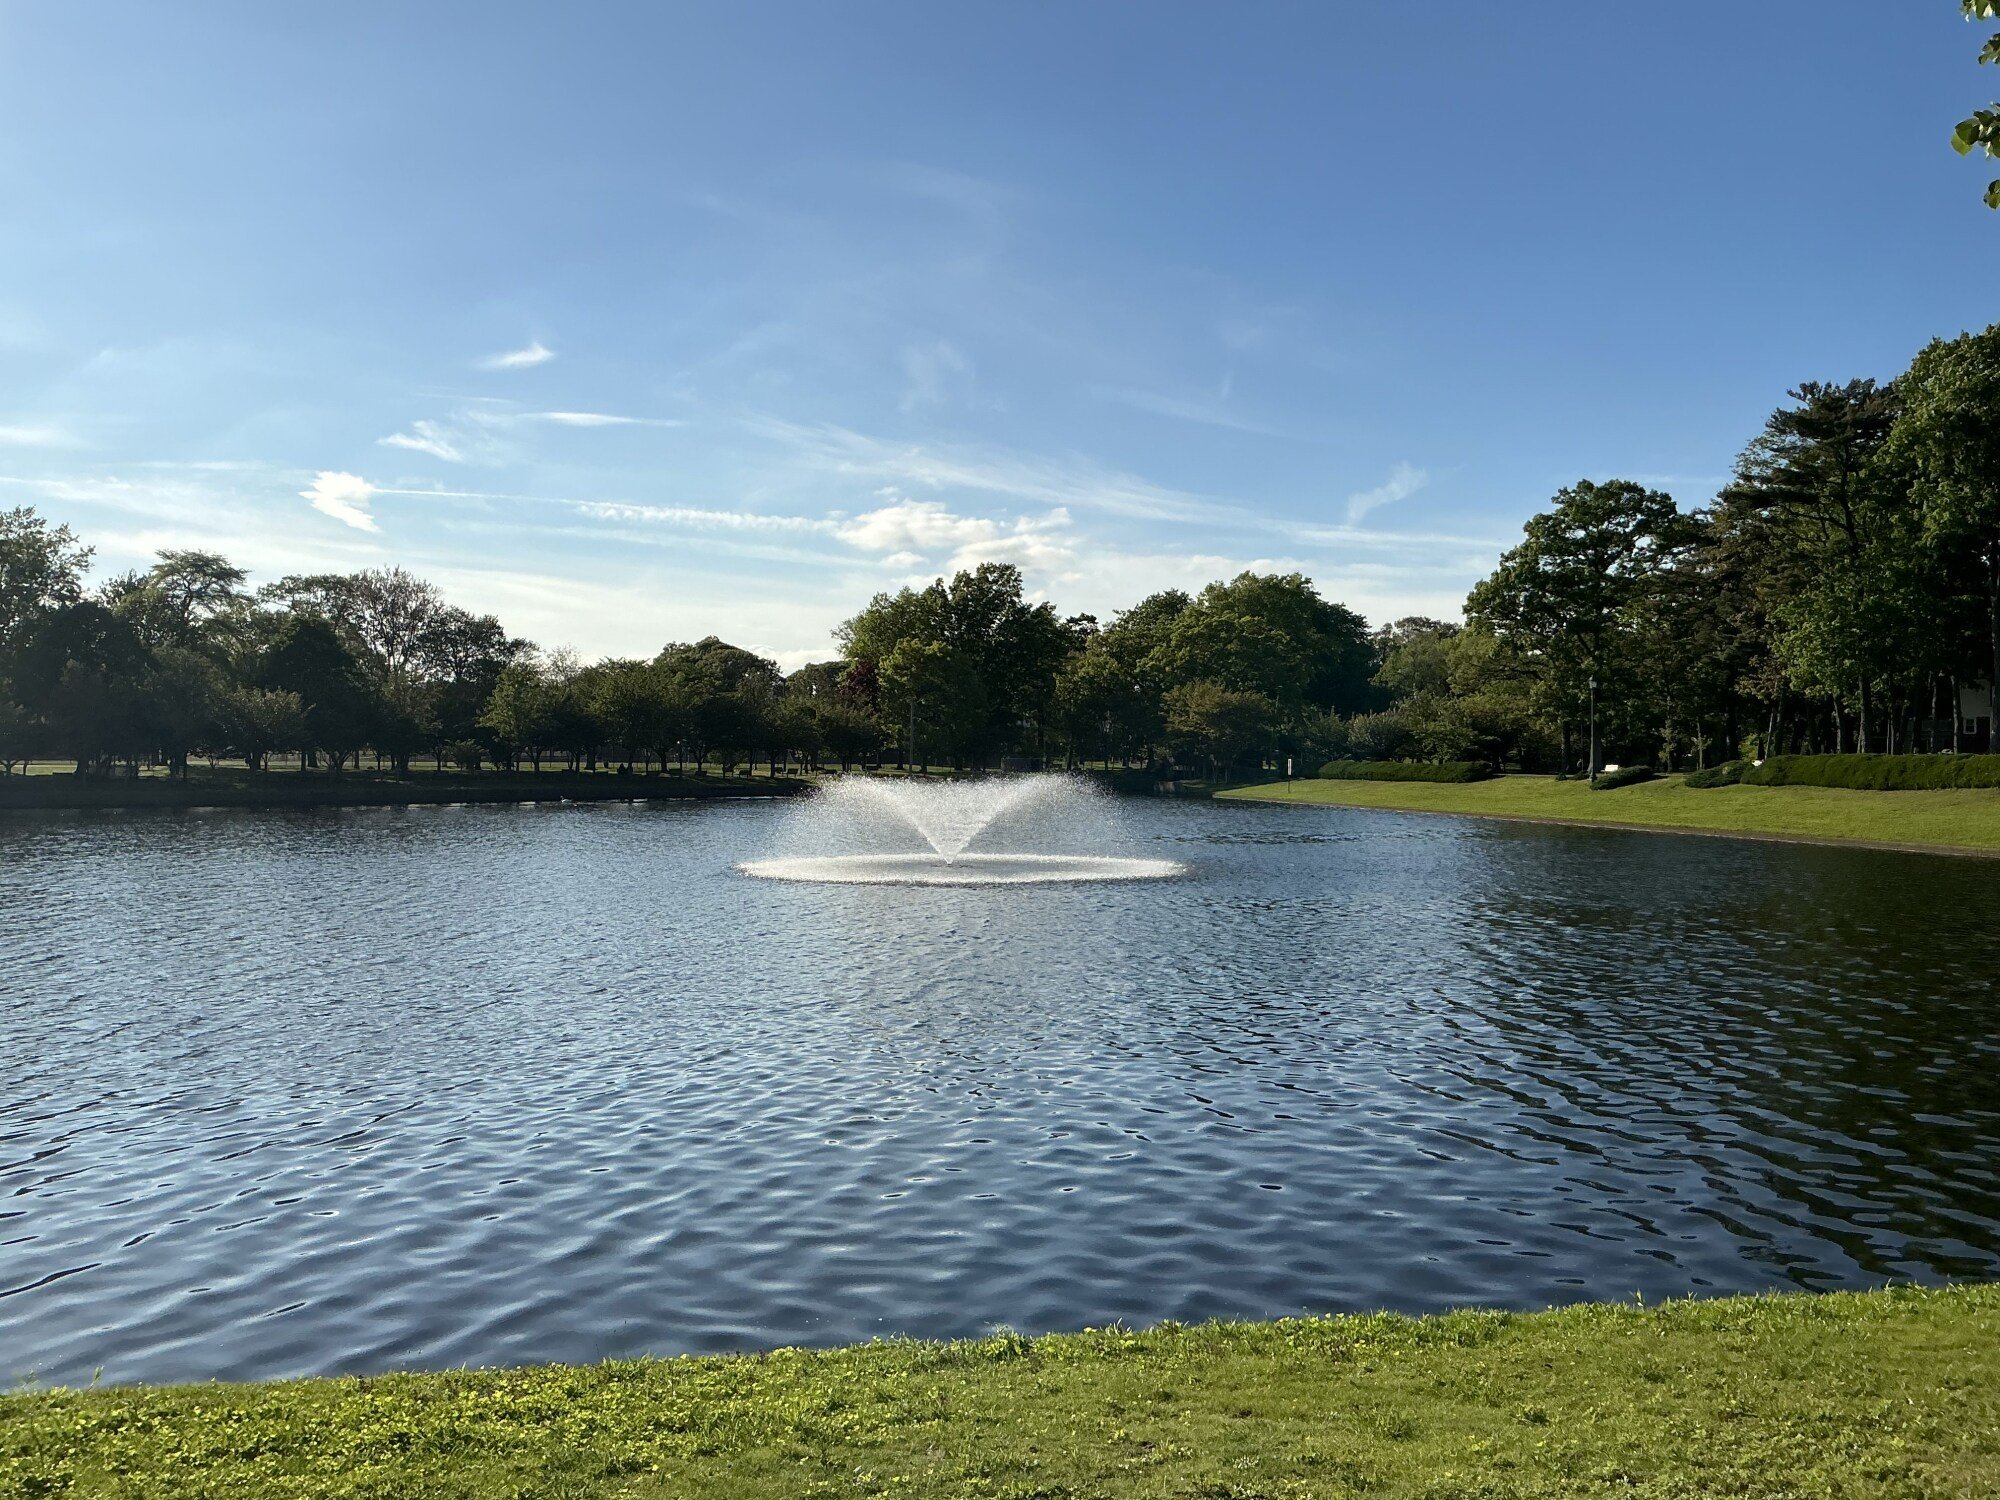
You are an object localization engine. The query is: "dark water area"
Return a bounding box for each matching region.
[2,796,1996,1386]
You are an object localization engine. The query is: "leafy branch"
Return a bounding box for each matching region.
[1958,0,2000,206]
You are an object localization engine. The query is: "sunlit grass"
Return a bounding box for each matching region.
[1219,772,2000,854]
[3,1286,1994,1498]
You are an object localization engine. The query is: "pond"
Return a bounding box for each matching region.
[2,795,1996,1385]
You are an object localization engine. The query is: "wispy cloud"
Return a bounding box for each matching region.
[478,340,555,372]
[0,421,79,448]
[574,501,831,533]
[749,416,1226,525]
[377,406,676,463]
[874,162,1019,235]
[1090,385,1284,436]
[529,410,680,428]
[379,420,466,462]
[302,471,380,532]
[1345,462,1428,523]
[899,339,972,412]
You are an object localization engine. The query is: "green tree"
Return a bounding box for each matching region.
[1954,1,2000,208]
[591,659,664,771]
[217,686,305,772]
[1054,644,1155,767]
[1149,573,1373,714]
[1889,323,2000,736]
[1162,679,1275,778]
[1346,708,1416,762]
[655,639,779,772]
[816,700,882,770]
[102,550,249,653]
[1467,479,1686,774]
[0,696,34,774]
[0,507,93,769]
[421,607,523,766]
[262,615,378,772]
[0,507,91,649]
[878,637,976,770]
[481,657,557,771]
[839,563,1071,767]
[144,645,226,777]
[768,695,821,775]
[13,601,150,775]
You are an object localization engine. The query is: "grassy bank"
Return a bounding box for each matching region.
[1218,772,2000,854]
[2,1286,1993,1497]
[0,768,809,812]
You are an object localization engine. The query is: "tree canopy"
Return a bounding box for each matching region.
[1956,0,2000,207]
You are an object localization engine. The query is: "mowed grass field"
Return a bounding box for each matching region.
[3,1287,1995,1499]
[1219,772,2000,854]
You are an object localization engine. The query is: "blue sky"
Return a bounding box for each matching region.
[1,4,1993,667]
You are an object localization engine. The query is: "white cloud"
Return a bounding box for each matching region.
[379,420,465,462]
[771,647,830,674]
[0,421,77,448]
[834,493,1076,576]
[478,340,555,371]
[1344,462,1428,523]
[302,471,381,532]
[573,501,831,533]
[532,411,650,427]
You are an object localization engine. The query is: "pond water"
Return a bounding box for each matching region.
[2,795,1997,1386]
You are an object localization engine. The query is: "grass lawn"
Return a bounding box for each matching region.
[3,1286,1995,1498]
[1217,772,2000,855]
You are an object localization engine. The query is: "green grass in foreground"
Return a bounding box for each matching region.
[3,1287,1996,1498]
[1218,771,2000,853]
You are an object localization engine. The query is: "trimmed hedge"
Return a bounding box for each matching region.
[1317,760,1495,783]
[1590,765,1656,790]
[1684,759,1749,789]
[1742,753,2000,790]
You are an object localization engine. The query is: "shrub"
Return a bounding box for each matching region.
[1590,765,1656,790]
[1741,754,2000,790]
[1683,759,1748,789]
[1316,760,1495,783]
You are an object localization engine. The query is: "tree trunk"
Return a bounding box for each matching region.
[1989,548,2000,755]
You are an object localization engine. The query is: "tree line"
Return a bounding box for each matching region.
[1,321,1995,782]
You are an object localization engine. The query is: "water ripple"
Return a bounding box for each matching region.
[0,798,1995,1385]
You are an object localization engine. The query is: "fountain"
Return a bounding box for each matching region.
[738,773,1185,886]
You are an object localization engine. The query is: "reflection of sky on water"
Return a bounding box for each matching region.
[1,796,1995,1386]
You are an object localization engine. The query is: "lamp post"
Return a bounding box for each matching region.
[1588,674,1599,785]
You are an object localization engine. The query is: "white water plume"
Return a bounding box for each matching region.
[739,772,1183,886]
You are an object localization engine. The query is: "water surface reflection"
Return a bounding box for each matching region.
[0,798,1994,1385]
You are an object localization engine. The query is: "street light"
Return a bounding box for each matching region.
[1588,674,1599,785]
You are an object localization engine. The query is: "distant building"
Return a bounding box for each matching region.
[1960,682,1994,752]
